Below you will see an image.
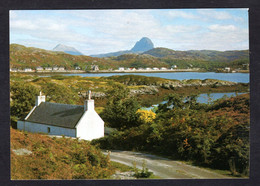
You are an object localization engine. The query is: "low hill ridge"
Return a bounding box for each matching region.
[10,43,249,71]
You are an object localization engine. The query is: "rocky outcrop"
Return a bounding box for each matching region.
[137,79,237,89]
[78,91,106,98]
[130,86,159,95]
[78,79,238,98]
[111,171,136,179]
[12,148,32,156]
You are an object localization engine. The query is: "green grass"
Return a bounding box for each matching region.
[110,161,135,172]
[181,160,249,178]
[110,161,160,179]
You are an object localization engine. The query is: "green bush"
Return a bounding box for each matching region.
[133,160,154,178]
[94,94,250,176]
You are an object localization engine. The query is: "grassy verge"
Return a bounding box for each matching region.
[110,161,160,179]
[110,161,135,172]
[135,150,247,178]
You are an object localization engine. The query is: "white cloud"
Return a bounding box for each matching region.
[11,20,38,30]
[10,9,249,54]
[165,25,201,33]
[208,24,237,32]
[167,10,199,19]
[197,9,233,20]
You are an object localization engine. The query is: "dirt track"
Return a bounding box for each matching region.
[103,150,231,179]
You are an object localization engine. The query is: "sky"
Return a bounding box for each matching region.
[10,9,249,55]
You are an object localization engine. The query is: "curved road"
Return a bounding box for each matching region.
[103,150,230,179]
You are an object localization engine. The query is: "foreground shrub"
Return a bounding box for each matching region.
[94,94,250,177]
[11,128,115,180]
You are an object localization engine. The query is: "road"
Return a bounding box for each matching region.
[103,150,230,179]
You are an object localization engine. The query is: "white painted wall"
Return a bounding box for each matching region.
[17,121,76,137]
[76,109,104,141]
[17,120,25,131]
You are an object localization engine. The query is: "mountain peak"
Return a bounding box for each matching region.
[131,37,154,52]
[53,44,83,55]
[90,37,154,57]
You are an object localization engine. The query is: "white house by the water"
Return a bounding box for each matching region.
[17,91,104,141]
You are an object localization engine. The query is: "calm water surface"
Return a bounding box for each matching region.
[143,92,246,110]
[63,72,249,83]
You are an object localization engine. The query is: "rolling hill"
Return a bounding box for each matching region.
[143,47,249,62]
[10,43,249,71]
[9,44,168,70]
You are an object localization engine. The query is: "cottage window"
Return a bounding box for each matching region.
[47,127,51,133]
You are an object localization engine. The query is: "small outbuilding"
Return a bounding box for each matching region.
[17,91,104,141]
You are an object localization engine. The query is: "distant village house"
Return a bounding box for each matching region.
[45,67,52,71]
[160,67,167,70]
[36,66,44,71]
[53,66,59,71]
[58,67,65,71]
[224,67,231,72]
[24,68,33,72]
[10,68,18,72]
[172,65,178,69]
[91,65,99,71]
[242,64,249,70]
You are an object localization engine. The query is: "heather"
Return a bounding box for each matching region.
[11,128,115,179]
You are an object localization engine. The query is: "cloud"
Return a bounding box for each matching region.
[197,9,233,20]
[167,10,199,19]
[165,25,201,33]
[208,24,237,32]
[10,9,249,54]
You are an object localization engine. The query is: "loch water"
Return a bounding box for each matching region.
[143,92,246,110]
[63,72,249,83]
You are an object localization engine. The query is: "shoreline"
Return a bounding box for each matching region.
[10,69,249,75]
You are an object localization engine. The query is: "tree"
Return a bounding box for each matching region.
[101,84,140,130]
[42,82,78,105]
[210,123,249,175]
[10,82,39,119]
[157,93,184,113]
[185,94,199,109]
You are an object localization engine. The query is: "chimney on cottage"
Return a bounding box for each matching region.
[35,91,45,106]
[84,90,94,111]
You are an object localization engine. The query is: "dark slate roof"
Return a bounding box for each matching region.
[26,102,84,129]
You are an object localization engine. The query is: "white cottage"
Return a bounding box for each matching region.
[17,91,104,141]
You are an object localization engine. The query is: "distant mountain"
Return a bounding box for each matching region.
[53,44,83,55]
[90,37,154,58]
[130,37,154,52]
